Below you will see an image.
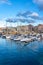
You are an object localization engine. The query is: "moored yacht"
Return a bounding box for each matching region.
[20,37,33,42]
[14,35,24,41]
[2,35,6,39]
[6,35,11,39]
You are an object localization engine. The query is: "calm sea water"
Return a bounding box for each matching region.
[0,38,43,65]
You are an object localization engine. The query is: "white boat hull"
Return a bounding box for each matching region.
[20,38,32,42]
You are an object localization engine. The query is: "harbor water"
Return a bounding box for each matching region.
[0,38,43,65]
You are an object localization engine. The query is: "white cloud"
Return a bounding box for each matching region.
[0,0,12,5]
[33,0,43,3]
[0,19,17,27]
[33,0,43,10]
[0,11,42,27]
[17,11,41,20]
[31,12,39,17]
[0,20,6,27]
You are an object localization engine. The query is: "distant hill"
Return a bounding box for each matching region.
[0,24,43,34]
[17,24,43,33]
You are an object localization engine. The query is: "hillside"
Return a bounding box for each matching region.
[0,24,43,35]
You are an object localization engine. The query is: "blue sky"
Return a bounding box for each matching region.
[0,0,43,27]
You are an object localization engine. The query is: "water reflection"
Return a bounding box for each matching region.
[0,38,43,65]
